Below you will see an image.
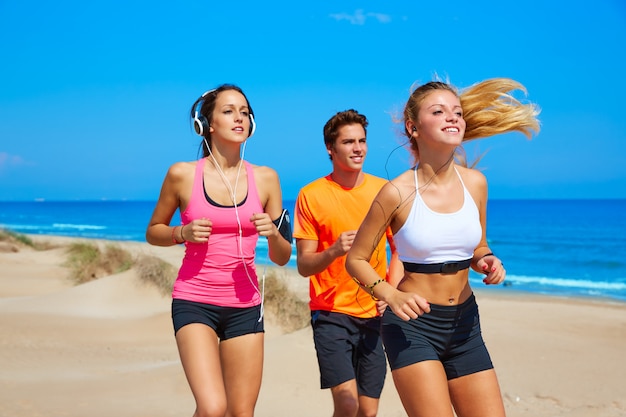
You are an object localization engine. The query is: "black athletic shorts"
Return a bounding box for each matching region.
[381,293,493,380]
[172,298,264,340]
[311,310,386,398]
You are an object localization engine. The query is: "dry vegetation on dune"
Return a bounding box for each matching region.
[263,273,310,332]
[135,254,178,296]
[64,242,134,284]
[61,239,177,292]
[1,230,309,333]
[62,241,310,331]
[0,228,57,251]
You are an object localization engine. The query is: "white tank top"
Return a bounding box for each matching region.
[394,167,482,264]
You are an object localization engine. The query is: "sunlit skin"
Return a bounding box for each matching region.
[346,88,506,417]
[207,89,254,148]
[296,121,402,417]
[414,90,466,150]
[348,90,504,311]
[145,87,292,417]
[328,123,368,183]
[297,123,369,279]
[146,90,291,262]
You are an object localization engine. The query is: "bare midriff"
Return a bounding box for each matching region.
[397,271,473,305]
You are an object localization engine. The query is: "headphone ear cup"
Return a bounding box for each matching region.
[248,114,256,138]
[193,114,209,136]
[193,99,209,136]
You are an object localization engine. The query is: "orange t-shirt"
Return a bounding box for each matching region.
[293,174,392,318]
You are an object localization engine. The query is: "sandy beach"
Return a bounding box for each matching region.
[0,235,624,417]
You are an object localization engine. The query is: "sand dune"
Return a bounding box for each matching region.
[0,236,624,417]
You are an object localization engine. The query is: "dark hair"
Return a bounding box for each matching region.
[190,84,255,157]
[322,109,368,159]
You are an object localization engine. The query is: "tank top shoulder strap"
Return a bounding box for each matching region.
[243,161,262,207]
[412,165,425,207]
[454,166,479,212]
[453,166,463,186]
[453,166,470,194]
[191,158,206,201]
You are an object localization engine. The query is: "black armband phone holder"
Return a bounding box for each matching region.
[272,209,293,244]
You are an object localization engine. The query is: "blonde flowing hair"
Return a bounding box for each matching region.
[402,77,541,165]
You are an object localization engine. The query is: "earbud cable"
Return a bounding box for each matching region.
[204,140,265,321]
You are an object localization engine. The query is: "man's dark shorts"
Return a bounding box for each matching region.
[311,310,386,398]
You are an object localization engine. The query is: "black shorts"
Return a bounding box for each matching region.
[381,293,493,380]
[311,310,386,398]
[172,298,264,340]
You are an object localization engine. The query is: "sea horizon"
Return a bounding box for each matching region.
[3,197,625,202]
[1,198,625,303]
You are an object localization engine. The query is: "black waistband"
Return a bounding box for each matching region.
[402,258,472,274]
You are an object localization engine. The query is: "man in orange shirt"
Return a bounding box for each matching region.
[293,109,401,417]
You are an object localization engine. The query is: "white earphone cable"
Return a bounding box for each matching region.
[203,139,265,321]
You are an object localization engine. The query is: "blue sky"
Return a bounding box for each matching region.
[1,0,625,201]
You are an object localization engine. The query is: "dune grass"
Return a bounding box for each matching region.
[64,242,134,284]
[0,229,35,246]
[132,256,310,331]
[0,228,56,250]
[132,257,310,331]
[135,254,177,296]
[60,240,309,332]
[262,271,310,332]
[0,232,309,332]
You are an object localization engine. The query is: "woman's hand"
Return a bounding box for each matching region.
[478,255,506,285]
[252,212,292,266]
[386,289,431,321]
[375,300,388,316]
[183,218,213,243]
[250,213,276,238]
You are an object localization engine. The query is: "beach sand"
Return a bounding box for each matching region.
[0,236,624,417]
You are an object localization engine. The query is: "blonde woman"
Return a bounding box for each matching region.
[346,78,540,417]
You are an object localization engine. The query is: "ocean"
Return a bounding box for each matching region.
[1,199,625,303]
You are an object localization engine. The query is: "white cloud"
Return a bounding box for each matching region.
[0,152,28,170]
[368,12,391,24]
[329,9,392,25]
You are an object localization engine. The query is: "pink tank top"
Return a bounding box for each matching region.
[172,158,263,307]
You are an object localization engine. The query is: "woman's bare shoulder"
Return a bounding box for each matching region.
[456,165,488,204]
[251,164,279,182]
[457,165,487,187]
[378,170,415,204]
[167,160,197,178]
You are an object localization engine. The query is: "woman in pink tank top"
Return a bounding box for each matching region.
[146,84,292,417]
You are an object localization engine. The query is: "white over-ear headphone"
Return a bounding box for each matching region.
[193,89,215,136]
[248,114,256,138]
[193,89,257,138]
